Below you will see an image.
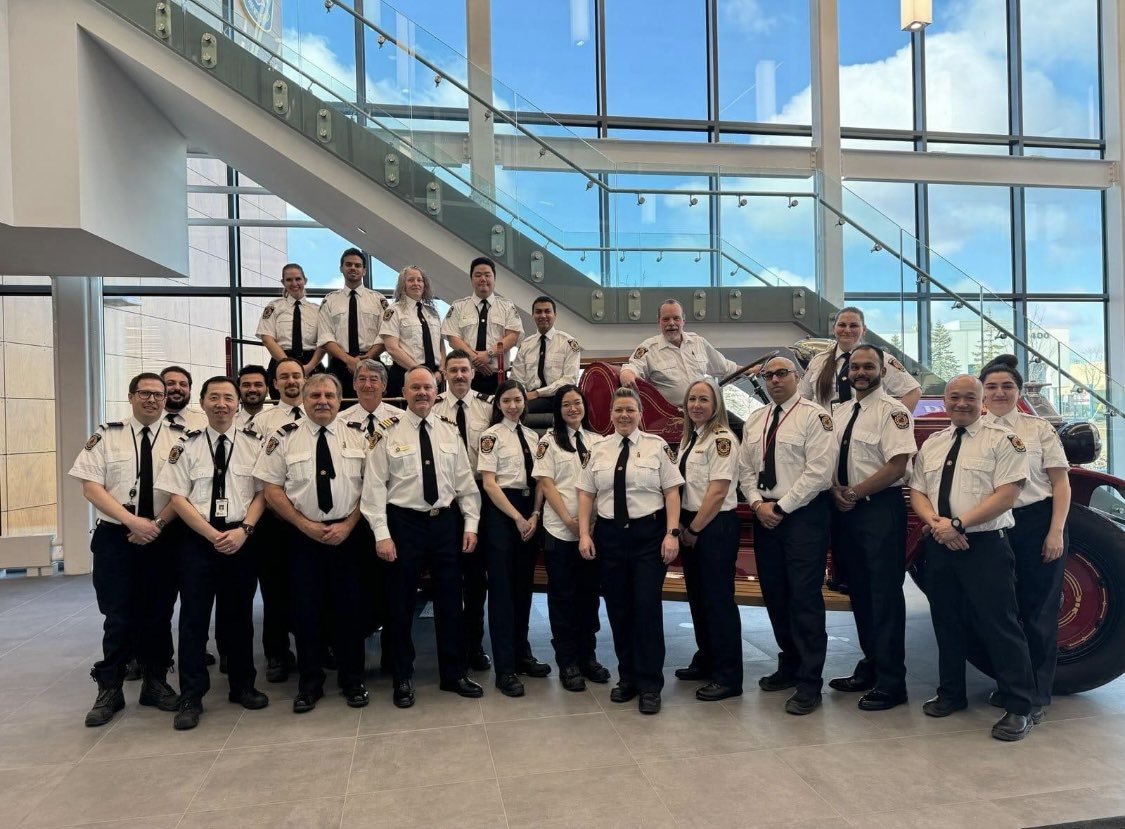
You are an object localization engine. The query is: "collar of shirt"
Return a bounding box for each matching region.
[285,294,303,307]
[615,428,642,447]
[537,327,557,341]
[450,391,470,404]
[356,403,378,417]
[302,417,336,437]
[569,427,583,441]
[475,294,493,310]
[404,408,429,431]
[130,416,159,433]
[500,418,521,433]
[954,418,987,439]
[771,392,802,415]
[654,333,690,351]
[284,403,303,418]
[854,387,889,410]
[206,425,236,441]
[987,408,1020,428]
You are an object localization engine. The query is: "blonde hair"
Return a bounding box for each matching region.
[393,265,434,304]
[679,378,730,450]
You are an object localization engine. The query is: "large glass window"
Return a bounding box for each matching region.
[841,181,918,294]
[719,177,816,289]
[923,0,1009,135]
[1024,187,1104,294]
[927,184,1013,294]
[1020,0,1100,139]
[838,0,913,129]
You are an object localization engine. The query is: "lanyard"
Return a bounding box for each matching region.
[126,422,162,503]
[205,430,234,499]
[759,400,800,458]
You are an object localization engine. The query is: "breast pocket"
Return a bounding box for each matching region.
[960,456,996,495]
[496,447,522,475]
[592,460,616,491]
[776,432,804,463]
[850,429,881,461]
[437,444,459,478]
[634,456,661,489]
[341,449,365,484]
[390,446,421,476]
[286,451,314,482]
[105,452,134,487]
[685,453,709,486]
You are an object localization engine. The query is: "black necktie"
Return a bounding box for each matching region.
[515,426,534,489]
[614,437,630,523]
[291,300,302,353]
[836,404,863,487]
[316,426,336,513]
[836,352,852,403]
[574,431,588,465]
[456,400,468,448]
[291,406,302,421]
[937,426,967,519]
[537,334,548,387]
[348,289,360,354]
[418,303,436,368]
[209,434,227,525]
[366,412,376,437]
[419,419,439,505]
[475,299,489,351]
[138,426,154,519]
[759,405,783,491]
[679,429,698,480]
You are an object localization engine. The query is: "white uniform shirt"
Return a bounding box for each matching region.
[68,418,181,522]
[339,401,406,434]
[911,418,1029,531]
[622,332,739,407]
[316,285,389,352]
[432,392,493,473]
[253,418,368,521]
[163,408,208,431]
[440,293,523,372]
[379,298,443,367]
[533,428,603,542]
[832,388,917,489]
[255,295,320,352]
[509,328,581,397]
[738,393,836,514]
[985,409,1068,508]
[799,346,921,408]
[252,402,305,450]
[155,425,263,524]
[679,426,740,513]
[236,405,274,430]
[476,419,540,491]
[577,429,684,520]
[360,409,481,541]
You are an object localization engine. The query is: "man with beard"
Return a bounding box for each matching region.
[236,365,272,429]
[161,366,207,430]
[317,248,390,399]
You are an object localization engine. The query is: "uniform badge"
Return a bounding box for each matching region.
[1007,434,1027,453]
[663,443,677,463]
[819,413,834,432]
[568,339,580,353]
[891,411,910,430]
[716,437,732,457]
[367,431,382,450]
[480,435,496,454]
[265,437,280,455]
[632,346,648,360]
[262,305,274,319]
[536,441,548,460]
[168,445,184,465]
[383,308,394,321]
[84,432,102,451]
[888,356,906,371]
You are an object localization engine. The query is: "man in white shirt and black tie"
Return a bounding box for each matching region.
[510,296,581,415]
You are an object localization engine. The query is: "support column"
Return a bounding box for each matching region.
[53,277,103,575]
[465,0,496,201]
[1101,0,1125,472]
[810,0,844,306]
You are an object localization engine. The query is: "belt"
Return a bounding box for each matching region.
[1014,498,1053,514]
[967,528,1006,538]
[388,503,449,518]
[608,509,664,529]
[502,486,533,498]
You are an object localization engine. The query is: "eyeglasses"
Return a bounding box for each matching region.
[760,369,793,380]
[133,390,167,401]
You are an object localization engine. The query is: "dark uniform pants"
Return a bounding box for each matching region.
[1009,498,1067,707]
[483,491,537,674]
[461,483,489,660]
[595,511,668,693]
[832,488,907,694]
[679,509,744,691]
[327,354,362,400]
[254,512,293,660]
[755,493,830,694]
[470,372,500,396]
[387,361,438,399]
[924,531,1035,715]
[176,528,258,701]
[288,521,367,694]
[90,522,177,685]
[386,505,466,684]
[544,532,602,669]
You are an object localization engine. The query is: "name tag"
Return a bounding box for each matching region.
[214,499,229,518]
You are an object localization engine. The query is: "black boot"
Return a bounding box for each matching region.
[85,670,125,727]
[139,667,180,712]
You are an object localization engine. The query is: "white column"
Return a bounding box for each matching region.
[810,0,844,306]
[465,0,496,201]
[1101,0,1125,472]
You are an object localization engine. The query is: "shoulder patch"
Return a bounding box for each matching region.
[819,413,834,432]
[536,440,548,460]
[262,305,274,319]
[1007,433,1027,453]
[476,392,493,402]
[632,346,648,360]
[380,416,399,429]
[663,443,677,463]
[264,436,280,456]
[84,432,102,451]
[891,410,910,430]
[280,422,300,434]
[367,431,382,450]
[568,339,580,353]
[716,437,732,457]
[479,434,496,454]
[168,444,184,465]
[383,307,395,321]
[888,356,906,371]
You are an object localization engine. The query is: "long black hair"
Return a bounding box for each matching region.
[489,379,528,426]
[551,384,593,453]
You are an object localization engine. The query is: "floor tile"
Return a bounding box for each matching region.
[348,724,495,793]
[486,712,632,777]
[178,797,344,828]
[342,780,506,828]
[0,764,70,826]
[721,689,880,749]
[0,718,108,769]
[990,782,1125,827]
[499,764,676,828]
[606,700,762,762]
[478,676,602,722]
[843,800,1023,829]
[1034,714,1125,771]
[84,703,243,761]
[357,685,483,735]
[223,694,359,748]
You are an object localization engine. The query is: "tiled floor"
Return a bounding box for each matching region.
[2,574,1125,829]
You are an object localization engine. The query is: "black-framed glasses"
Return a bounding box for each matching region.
[132,390,167,401]
[760,369,793,380]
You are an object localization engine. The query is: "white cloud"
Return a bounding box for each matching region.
[720,0,779,35]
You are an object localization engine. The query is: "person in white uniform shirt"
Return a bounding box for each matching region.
[909,373,1036,741]
[235,365,272,429]
[379,265,445,397]
[317,247,390,398]
[339,359,405,433]
[440,256,523,396]
[981,355,1071,720]
[509,296,581,414]
[254,263,324,398]
[532,384,611,692]
[160,366,208,430]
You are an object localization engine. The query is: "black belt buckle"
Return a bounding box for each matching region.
[522,489,531,497]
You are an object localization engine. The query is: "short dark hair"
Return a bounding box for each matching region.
[161,365,193,387]
[129,372,164,395]
[469,256,496,276]
[274,357,304,380]
[340,247,366,267]
[199,376,237,400]
[445,349,472,367]
[850,344,885,365]
[532,296,556,313]
[238,364,269,384]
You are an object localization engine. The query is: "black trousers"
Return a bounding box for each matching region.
[544,533,602,669]
[755,493,831,694]
[288,521,367,694]
[253,512,293,660]
[176,528,258,702]
[266,350,316,401]
[483,490,537,674]
[832,488,907,693]
[925,532,1035,715]
[470,371,499,396]
[90,522,176,685]
[525,395,555,415]
[327,354,362,400]
[462,484,489,660]
[387,361,438,399]
[1010,498,1068,707]
[385,506,465,684]
[679,509,744,690]
[595,511,668,693]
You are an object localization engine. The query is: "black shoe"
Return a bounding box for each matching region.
[674,665,708,681]
[516,656,552,678]
[758,670,797,692]
[785,690,822,715]
[828,674,876,693]
[139,673,180,712]
[987,690,1006,709]
[173,697,202,730]
[229,687,269,710]
[991,712,1032,741]
[344,685,370,708]
[495,673,526,697]
[265,656,290,684]
[858,689,908,711]
[696,683,742,702]
[610,682,637,703]
[638,692,661,715]
[468,650,492,672]
[204,652,216,667]
[393,679,415,709]
[292,689,323,714]
[124,659,142,682]
[219,654,229,675]
[85,682,125,727]
[559,666,586,693]
[1031,706,1046,725]
[440,676,485,698]
[825,579,850,595]
[578,659,611,684]
[922,696,968,718]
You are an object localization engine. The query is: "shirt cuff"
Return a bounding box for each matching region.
[463,518,480,534]
[373,523,391,542]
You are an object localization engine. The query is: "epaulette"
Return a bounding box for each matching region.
[438,414,456,426]
[434,395,445,403]
[713,425,729,434]
[184,428,202,438]
[241,426,260,440]
[168,422,186,432]
[278,422,300,435]
[345,421,364,430]
[102,421,125,429]
[476,392,493,402]
[380,416,399,429]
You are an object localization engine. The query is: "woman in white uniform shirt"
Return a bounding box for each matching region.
[255,264,324,400]
[981,355,1071,717]
[380,265,445,397]
[673,379,744,701]
[532,385,611,692]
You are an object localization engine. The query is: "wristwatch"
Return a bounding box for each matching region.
[951,518,966,534]
[154,518,167,531]
[240,523,256,536]
[667,528,681,538]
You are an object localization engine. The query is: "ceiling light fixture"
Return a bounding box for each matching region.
[901,0,932,32]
